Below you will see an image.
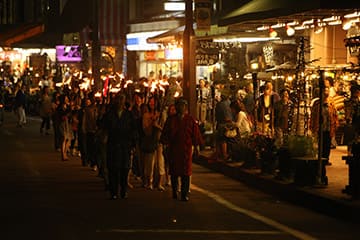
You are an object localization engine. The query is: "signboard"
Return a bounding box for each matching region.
[56,45,82,62]
[196,40,219,65]
[195,0,211,30]
[345,36,360,56]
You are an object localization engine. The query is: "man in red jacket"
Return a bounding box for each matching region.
[160,98,203,201]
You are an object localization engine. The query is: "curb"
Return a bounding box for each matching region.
[195,154,360,223]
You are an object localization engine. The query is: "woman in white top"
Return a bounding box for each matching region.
[230,100,252,137]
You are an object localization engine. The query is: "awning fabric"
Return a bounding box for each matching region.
[99,0,124,46]
[0,24,45,47]
[219,0,360,26]
[147,25,186,43]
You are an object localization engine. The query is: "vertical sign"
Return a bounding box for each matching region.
[195,0,211,30]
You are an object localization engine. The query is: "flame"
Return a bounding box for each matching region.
[124,80,133,88]
[94,91,102,98]
[150,81,157,93]
[159,79,169,86]
[110,88,121,93]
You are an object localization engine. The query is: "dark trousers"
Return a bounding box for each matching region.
[85,132,96,167]
[52,121,61,150]
[171,175,190,198]
[70,130,78,150]
[320,131,331,183]
[108,167,129,198]
[41,116,50,131]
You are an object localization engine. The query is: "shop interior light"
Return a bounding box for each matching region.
[256,25,269,31]
[286,25,295,36]
[250,61,259,71]
[269,28,278,38]
[164,2,185,11]
[343,20,354,30]
[213,37,279,43]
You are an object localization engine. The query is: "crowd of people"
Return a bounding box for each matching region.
[1,71,359,194]
[1,78,204,202]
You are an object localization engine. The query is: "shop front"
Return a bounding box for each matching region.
[214,2,360,188]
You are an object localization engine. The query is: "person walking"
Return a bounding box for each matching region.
[57,94,72,161]
[311,87,339,185]
[0,84,5,126]
[160,98,203,201]
[15,84,27,127]
[39,86,52,135]
[82,95,98,171]
[105,94,137,199]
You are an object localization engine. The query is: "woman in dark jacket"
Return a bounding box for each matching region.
[105,94,137,199]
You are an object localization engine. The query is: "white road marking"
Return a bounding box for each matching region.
[97,229,283,235]
[191,184,318,240]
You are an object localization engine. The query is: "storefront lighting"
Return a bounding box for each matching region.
[256,25,269,31]
[328,20,342,26]
[269,28,278,38]
[343,20,354,30]
[250,61,259,71]
[286,21,299,26]
[257,26,269,31]
[314,26,324,34]
[344,12,360,19]
[295,25,309,30]
[286,25,295,36]
[271,23,285,29]
[323,16,341,22]
[213,37,279,43]
[302,19,314,25]
[164,2,185,11]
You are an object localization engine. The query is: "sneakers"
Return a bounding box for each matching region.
[158,185,165,191]
[181,195,189,202]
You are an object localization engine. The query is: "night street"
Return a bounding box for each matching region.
[0,111,358,240]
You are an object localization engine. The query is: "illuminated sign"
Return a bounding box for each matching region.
[165,48,183,60]
[56,45,82,62]
[126,31,166,51]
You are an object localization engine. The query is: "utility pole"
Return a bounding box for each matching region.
[92,0,101,91]
[183,0,196,117]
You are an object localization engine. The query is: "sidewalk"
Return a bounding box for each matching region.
[196,146,360,222]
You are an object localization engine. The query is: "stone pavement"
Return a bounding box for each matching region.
[196,146,360,222]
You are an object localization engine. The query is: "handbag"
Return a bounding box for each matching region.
[224,125,238,138]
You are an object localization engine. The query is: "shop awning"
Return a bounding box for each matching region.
[219,0,360,26]
[147,24,233,44]
[147,25,187,44]
[0,24,45,47]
